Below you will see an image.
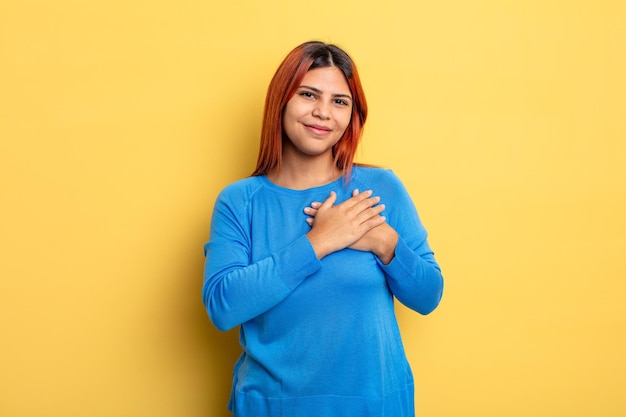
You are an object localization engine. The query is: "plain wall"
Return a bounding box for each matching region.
[1,1,625,416]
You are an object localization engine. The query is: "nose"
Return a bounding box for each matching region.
[312,100,331,120]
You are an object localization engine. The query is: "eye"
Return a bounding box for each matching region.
[299,91,316,99]
[334,99,350,106]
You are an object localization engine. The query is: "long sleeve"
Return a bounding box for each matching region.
[374,171,444,314]
[202,183,322,331]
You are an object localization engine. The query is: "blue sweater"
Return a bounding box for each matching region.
[203,166,443,417]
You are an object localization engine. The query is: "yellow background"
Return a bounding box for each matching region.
[1,1,625,416]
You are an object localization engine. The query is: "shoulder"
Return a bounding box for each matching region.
[215,176,265,208]
[352,165,406,192]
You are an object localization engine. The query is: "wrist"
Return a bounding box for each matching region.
[375,227,398,265]
[306,231,331,260]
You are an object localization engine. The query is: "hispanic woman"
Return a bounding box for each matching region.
[203,41,444,417]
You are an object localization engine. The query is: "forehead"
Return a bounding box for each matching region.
[299,66,351,94]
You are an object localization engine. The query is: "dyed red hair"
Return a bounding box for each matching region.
[251,41,368,180]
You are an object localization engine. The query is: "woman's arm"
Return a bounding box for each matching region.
[304,172,444,315]
[203,189,322,331]
[378,228,443,315]
[371,174,443,315]
[203,184,389,330]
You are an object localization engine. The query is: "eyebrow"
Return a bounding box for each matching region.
[299,85,352,100]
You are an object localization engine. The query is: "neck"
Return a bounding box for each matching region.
[267,151,342,190]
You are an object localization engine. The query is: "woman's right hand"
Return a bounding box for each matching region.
[305,190,386,259]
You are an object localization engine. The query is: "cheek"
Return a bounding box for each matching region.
[282,104,298,131]
[283,101,307,124]
[338,112,352,133]
[282,103,294,122]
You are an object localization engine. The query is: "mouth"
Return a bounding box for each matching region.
[304,124,332,135]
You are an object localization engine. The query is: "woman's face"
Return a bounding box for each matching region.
[282,66,353,159]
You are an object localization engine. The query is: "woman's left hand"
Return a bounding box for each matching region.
[304,190,398,264]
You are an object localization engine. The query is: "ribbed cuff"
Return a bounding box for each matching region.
[274,235,322,289]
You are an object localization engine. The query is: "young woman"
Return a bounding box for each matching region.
[203,41,444,417]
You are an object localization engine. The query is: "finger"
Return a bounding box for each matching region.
[343,189,372,208]
[352,189,359,197]
[321,191,337,208]
[361,214,387,230]
[356,203,386,223]
[306,217,314,226]
[304,201,322,216]
[303,207,318,216]
[351,195,381,214]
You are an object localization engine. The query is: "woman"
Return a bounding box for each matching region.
[203,41,443,417]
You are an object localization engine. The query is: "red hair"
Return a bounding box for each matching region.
[251,41,368,180]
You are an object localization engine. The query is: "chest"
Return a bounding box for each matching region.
[245,190,389,302]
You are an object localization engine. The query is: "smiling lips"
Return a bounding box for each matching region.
[304,123,332,136]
